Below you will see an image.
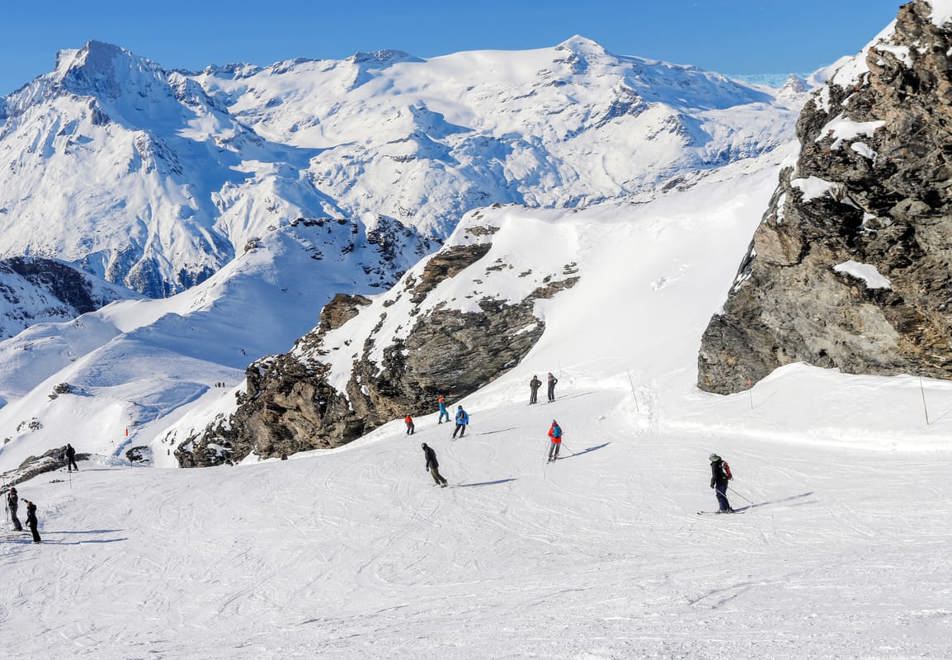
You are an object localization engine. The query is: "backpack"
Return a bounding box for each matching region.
[722,461,733,480]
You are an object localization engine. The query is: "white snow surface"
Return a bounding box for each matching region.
[0,259,134,341]
[791,176,838,202]
[834,260,892,289]
[929,0,952,26]
[0,219,396,468]
[4,145,952,656]
[817,115,885,150]
[0,38,801,297]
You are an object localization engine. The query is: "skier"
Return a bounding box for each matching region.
[546,420,563,462]
[546,372,558,403]
[6,487,22,532]
[437,394,450,425]
[24,499,40,543]
[422,443,448,487]
[529,375,542,405]
[64,443,79,472]
[452,406,469,439]
[405,414,415,435]
[709,453,734,513]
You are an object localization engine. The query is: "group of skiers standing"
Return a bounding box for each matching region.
[529,373,558,405]
[2,443,80,545]
[5,486,41,543]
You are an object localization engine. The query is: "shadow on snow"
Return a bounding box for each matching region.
[456,478,518,488]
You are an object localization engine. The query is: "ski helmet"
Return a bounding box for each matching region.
[709,453,720,462]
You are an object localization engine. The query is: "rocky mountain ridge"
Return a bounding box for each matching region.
[0,256,131,341]
[698,0,952,393]
[1,37,801,299]
[171,211,581,466]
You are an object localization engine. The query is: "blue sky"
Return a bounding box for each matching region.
[1,0,901,95]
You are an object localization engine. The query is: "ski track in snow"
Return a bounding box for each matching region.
[2,389,952,658]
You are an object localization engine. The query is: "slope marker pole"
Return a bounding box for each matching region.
[626,370,641,415]
[919,376,931,426]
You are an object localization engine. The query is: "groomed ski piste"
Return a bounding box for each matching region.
[3,148,952,658]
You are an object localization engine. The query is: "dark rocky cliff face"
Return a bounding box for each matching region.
[0,257,127,339]
[175,239,577,466]
[698,1,952,394]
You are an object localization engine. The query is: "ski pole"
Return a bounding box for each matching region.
[728,486,754,505]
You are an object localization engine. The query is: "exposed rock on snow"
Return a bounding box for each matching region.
[699,0,952,393]
[0,257,131,339]
[0,37,800,299]
[0,444,89,489]
[174,214,580,466]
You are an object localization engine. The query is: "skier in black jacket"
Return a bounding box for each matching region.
[709,454,733,513]
[6,487,22,531]
[24,499,41,543]
[529,375,542,405]
[64,443,79,472]
[422,443,448,488]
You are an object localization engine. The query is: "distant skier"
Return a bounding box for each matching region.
[64,443,79,472]
[24,499,40,543]
[529,375,542,405]
[405,414,415,435]
[422,443,448,487]
[6,487,22,532]
[547,420,563,462]
[546,372,558,403]
[709,454,734,513]
[452,406,469,439]
[437,394,450,425]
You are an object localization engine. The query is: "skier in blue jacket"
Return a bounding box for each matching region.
[437,394,450,424]
[452,406,469,439]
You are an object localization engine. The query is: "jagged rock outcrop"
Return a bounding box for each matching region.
[0,445,91,489]
[176,232,578,466]
[317,294,372,333]
[0,257,129,339]
[699,1,952,394]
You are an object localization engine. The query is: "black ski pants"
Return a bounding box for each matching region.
[67,457,79,472]
[28,520,41,543]
[452,423,466,438]
[8,504,22,531]
[547,384,556,402]
[530,388,539,404]
[714,482,731,512]
[429,466,448,486]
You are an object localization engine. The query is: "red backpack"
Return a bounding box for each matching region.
[722,461,733,480]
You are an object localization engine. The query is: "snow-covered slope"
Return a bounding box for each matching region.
[0,256,133,342]
[194,36,801,238]
[4,143,952,658]
[0,217,415,467]
[0,42,417,297]
[0,38,801,298]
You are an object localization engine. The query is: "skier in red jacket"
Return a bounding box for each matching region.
[547,420,563,462]
[405,415,415,435]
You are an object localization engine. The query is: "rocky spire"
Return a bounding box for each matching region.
[698,0,952,394]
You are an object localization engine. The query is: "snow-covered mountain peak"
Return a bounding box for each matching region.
[348,49,422,66]
[554,34,610,61]
[0,37,802,299]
